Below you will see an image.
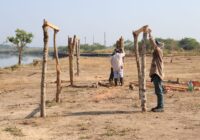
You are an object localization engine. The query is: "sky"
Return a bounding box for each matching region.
[0,0,200,47]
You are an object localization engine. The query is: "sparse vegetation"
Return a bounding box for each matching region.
[45,100,57,107]
[80,43,107,53]
[79,135,92,139]
[3,126,25,137]
[4,64,20,71]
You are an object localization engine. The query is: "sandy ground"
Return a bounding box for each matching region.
[0,55,200,140]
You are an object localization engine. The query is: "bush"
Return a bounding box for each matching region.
[80,43,106,53]
[179,38,200,50]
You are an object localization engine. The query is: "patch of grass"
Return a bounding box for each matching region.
[32,59,40,66]
[46,100,57,107]
[79,135,91,139]
[5,64,20,71]
[118,128,132,136]
[102,127,117,137]
[4,126,25,137]
[101,126,132,137]
[77,123,89,131]
[104,128,117,136]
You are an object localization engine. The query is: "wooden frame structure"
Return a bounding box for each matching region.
[41,19,61,117]
[133,25,149,112]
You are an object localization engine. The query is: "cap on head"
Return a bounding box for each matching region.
[155,40,164,48]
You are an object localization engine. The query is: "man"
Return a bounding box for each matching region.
[111,49,125,86]
[149,31,164,112]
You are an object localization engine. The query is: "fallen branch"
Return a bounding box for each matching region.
[98,81,113,88]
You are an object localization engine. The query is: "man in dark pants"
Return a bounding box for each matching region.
[109,49,116,84]
[149,31,164,112]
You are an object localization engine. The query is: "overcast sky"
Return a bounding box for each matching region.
[0,0,200,47]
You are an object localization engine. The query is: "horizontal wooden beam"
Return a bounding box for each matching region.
[43,19,59,31]
[133,25,148,36]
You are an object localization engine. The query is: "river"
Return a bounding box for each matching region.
[0,54,42,68]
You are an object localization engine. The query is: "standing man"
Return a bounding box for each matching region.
[149,31,165,112]
[111,49,125,86]
[109,49,116,84]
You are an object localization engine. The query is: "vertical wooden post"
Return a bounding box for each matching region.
[133,25,148,112]
[53,30,61,103]
[68,37,73,86]
[141,32,148,111]
[133,33,142,103]
[41,20,49,117]
[119,36,124,52]
[68,35,76,86]
[76,39,80,76]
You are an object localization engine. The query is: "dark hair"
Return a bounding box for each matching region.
[115,49,120,53]
[155,40,160,46]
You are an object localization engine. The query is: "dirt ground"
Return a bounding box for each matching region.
[0,55,200,140]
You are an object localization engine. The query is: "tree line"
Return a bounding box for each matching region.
[3,28,200,66]
[124,37,200,53]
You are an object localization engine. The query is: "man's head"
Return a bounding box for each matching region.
[155,40,164,49]
[115,48,120,53]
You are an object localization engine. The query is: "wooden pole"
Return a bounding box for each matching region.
[68,37,73,86]
[133,25,148,112]
[68,35,76,86]
[41,21,49,117]
[76,39,80,76]
[133,32,142,102]
[53,30,61,102]
[119,36,124,52]
[116,40,119,50]
[141,31,148,111]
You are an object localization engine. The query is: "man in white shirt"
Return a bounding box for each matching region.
[111,49,125,86]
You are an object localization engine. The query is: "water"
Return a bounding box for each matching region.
[0,54,42,68]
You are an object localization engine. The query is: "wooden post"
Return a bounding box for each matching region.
[68,35,76,86]
[53,30,61,102]
[41,21,49,117]
[141,31,148,111]
[41,19,60,117]
[133,25,148,112]
[133,32,142,104]
[119,36,124,52]
[76,39,80,76]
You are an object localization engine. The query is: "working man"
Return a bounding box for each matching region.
[109,49,117,84]
[111,49,125,86]
[149,30,165,112]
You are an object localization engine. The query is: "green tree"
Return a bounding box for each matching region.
[179,38,200,50]
[156,38,179,51]
[124,40,134,52]
[7,29,33,65]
